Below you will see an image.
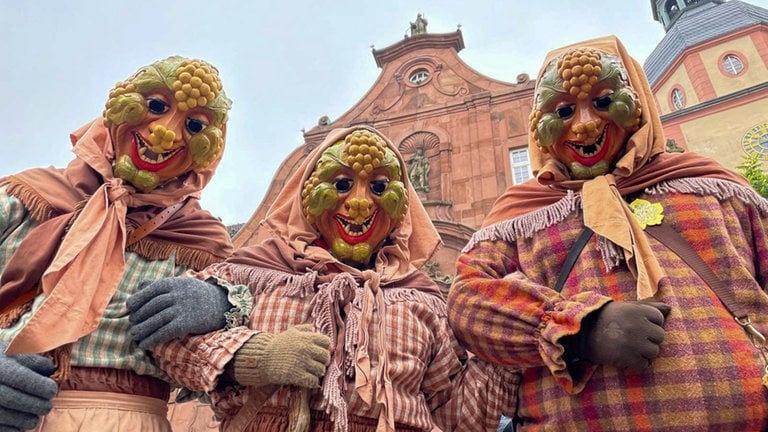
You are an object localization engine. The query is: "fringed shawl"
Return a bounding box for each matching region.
[209,237,441,432]
[212,125,443,432]
[478,35,750,299]
[0,119,233,356]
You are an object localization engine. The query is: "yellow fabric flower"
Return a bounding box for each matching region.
[629,198,664,229]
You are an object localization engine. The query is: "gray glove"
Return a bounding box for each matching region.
[572,300,671,371]
[0,341,58,431]
[127,277,231,350]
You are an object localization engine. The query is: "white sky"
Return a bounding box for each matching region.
[3,0,767,225]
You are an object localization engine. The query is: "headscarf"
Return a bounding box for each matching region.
[0,58,234,355]
[254,125,440,277]
[216,125,441,432]
[481,35,748,299]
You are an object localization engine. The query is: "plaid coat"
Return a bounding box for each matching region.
[448,179,768,431]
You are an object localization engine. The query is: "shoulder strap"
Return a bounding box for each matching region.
[554,223,762,337]
[644,224,737,314]
[645,223,765,348]
[555,222,767,382]
[127,201,185,246]
[554,227,594,293]
[556,223,745,318]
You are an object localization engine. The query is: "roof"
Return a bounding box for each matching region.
[643,0,768,86]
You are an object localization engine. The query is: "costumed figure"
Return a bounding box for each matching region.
[127,126,518,431]
[0,55,235,431]
[447,35,768,430]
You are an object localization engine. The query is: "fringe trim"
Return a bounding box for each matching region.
[463,190,581,253]
[0,302,32,329]
[127,238,225,270]
[463,178,768,270]
[214,263,318,298]
[6,180,222,270]
[312,273,358,432]
[647,178,768,215]
[47,344,73,383]
[5,180,57,222]
[381,288,447,317]
[597,235,622,270]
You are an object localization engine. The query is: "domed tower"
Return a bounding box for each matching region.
[645,0,768,168]
[651,0,724,31]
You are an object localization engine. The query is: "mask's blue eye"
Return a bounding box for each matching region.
[370,179,389,196]
[147,98,170,115]
[185,118,207,134]
[593,95,613,111]
[334,178,353,193]
[555,104,575,119]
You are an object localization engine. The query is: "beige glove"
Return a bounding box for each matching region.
[233,324,331,389]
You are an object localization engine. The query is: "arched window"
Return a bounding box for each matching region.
[665,0,681,19]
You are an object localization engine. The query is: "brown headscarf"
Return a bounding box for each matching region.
[481,35,748,299]
[0,117,233,355]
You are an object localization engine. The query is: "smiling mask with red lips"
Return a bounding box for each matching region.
[302,129,408,268]
[103,56,231,192]
[529,47,642,180]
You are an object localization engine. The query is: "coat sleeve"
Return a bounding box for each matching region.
[446,239,610,393]
[430,341,521,431]
[151,326,257,393]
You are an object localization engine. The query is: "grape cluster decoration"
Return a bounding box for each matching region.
[557,48,603,100]
[172,59,222,111]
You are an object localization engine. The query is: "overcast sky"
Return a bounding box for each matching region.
[3,0,767,225]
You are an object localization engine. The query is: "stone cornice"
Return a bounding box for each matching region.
[372,31,465,68]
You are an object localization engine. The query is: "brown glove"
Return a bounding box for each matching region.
[233,324,331,389]
[572,300,671,371]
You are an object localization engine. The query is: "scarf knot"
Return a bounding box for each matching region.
[105,177,134,204]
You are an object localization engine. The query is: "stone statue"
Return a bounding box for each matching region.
[410,13,428,36]
[407,145,431,193]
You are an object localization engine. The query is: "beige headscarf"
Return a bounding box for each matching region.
[229,125,440,431]
[482,35,748,299]
[255,125,440,279]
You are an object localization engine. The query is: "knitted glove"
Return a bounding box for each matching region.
[127,277,230,350]
[0,341,58,431]
[233,324,331,389]
[573,300,671,371]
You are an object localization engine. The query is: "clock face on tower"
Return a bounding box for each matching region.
[742,121,768,159]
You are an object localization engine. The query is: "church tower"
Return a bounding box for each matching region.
[645,0,768,168]
[651,0,725,31]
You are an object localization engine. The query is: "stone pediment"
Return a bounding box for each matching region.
[302,30,529,135]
